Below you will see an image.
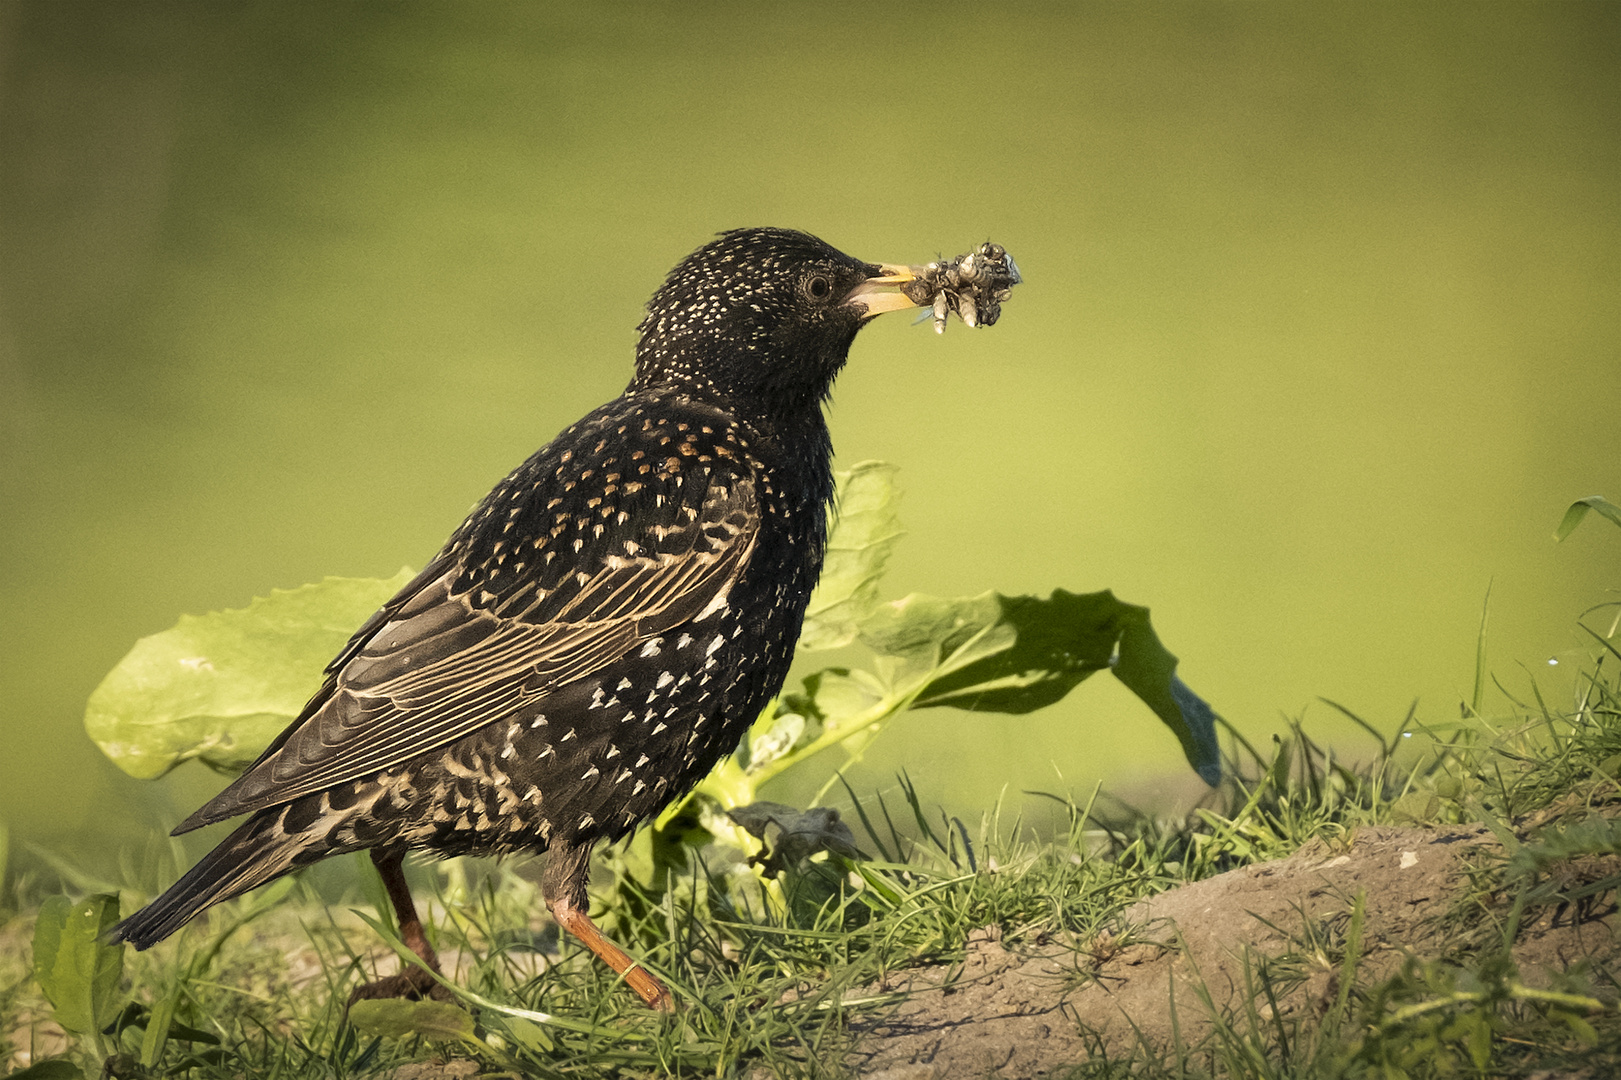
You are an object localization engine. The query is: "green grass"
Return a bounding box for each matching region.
[6,618,1621,1079]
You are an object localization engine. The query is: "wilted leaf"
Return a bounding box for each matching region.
[728,801,863,876]
[85,571,414,779]
[799,462,905,650]
[346,998,475,1042]
[33,893,124,1035]
[1555,495,1621,541]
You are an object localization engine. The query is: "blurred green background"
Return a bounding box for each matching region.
[2,2,1617,872]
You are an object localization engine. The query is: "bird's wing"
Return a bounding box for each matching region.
[178,470,757,829]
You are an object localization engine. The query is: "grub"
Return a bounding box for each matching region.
[902,243,1021,333]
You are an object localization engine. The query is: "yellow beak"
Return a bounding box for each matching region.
[845,263,929,317]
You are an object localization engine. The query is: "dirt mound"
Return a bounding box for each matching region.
[851,825,1618,1078]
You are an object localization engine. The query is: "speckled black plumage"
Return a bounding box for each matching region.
[112,230,899,980]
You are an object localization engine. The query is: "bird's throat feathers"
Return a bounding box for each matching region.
[631,334,852,426]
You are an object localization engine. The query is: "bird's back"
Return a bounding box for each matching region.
[183,385,833,859]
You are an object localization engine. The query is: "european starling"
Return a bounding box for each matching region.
[110,228,1018,1010]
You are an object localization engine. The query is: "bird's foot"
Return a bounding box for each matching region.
[547,888,675,1012]
[349,850,457,1009]
[347,962,454,1006]
[637,973,675,1013]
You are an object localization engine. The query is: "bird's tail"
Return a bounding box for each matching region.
[111,806,330,949]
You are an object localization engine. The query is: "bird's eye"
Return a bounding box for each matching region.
[806,275,832,300]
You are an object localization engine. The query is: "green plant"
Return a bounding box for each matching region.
[9,615,1619,1077]
[80,461,1224,914]
[5,486,1615,1078]
[24,893,123,1078]
[1556,494,1621,541]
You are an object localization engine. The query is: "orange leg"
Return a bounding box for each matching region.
[544,842,673,1011]
[349,848,452,1004]
[547,892,673,1011]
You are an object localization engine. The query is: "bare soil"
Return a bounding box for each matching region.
[849,825,1619,1078]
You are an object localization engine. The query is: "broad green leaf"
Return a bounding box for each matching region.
[32,893,124,1034]
[1465,1012,1492,1070]
[139,987,178,1067]
[857,592,1011,681]
[1555,495,1621,541]
[745,667,885,774]
[346,998,476,1042]
[902,590,1123,711]
[791,667,888,724]
[879,589,1221,784]
[493,1014,554,1053]
[85,571,414,779]
[799,462,905,650]
[786,588,1219,786]
[722,587,1223,805]
[1109,601,1224,786]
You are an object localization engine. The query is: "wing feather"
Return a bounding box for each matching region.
[177,472,757,830]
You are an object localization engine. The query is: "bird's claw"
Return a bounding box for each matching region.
[346,964,455,1008]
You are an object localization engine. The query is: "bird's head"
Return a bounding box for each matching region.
[632,228,922,418]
